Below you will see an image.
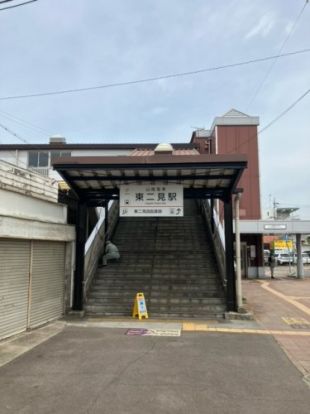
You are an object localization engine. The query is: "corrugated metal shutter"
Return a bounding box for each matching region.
[29,241,65,328]
[0,239,31,340]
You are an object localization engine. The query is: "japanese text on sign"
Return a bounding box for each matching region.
[120,183,183,217]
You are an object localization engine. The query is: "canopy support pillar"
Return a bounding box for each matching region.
[224,194,237,312]
[73,201,87,311]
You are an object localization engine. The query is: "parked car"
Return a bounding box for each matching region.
[303,251,310,259]
[274,253,294,265]
[293,253,310,264]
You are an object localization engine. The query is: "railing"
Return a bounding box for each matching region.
[201,200,226,288]
[0,160,58,203]
[83,201,119,299]
[29,167,50,177]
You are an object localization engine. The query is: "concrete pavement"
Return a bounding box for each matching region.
[243,277,310,377]
[1,275,310,413]
[1,325,310,414]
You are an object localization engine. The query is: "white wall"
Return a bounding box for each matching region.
[0,188,67,224]
[0,216,75,241]
[0,160,58,203]
[49,169,63,180]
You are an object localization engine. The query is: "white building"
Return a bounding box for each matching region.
[0,160,75,340]
[0,135,144,181]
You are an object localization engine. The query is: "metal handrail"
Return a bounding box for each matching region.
[83,201,119,299]
[201,200,226,288]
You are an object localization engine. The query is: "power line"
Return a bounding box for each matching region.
[246,0,309,110]
[0,122,29,143]
[259,87,310,135]
[0,121,51,171]
[2,87,309,148]
[1,48,310,101]
[228,87,310,154]
[0,108,51,136]
[0,1,19,4]
[0,0,37,11]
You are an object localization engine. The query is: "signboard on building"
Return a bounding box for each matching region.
[120,183,183,217]
[271,240,293,250]
[264,224,287,230]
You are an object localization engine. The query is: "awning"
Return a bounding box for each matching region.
[53,153,247,205]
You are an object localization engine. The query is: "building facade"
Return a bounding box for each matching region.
[0,109,264,279]
[0,160,75,340]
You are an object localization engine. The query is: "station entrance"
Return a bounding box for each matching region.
[54,152,247,317]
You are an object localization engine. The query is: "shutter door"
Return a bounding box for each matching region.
[29,241,65,328]
[0,239,30,340]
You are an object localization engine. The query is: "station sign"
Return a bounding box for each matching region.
[120,183,183,217]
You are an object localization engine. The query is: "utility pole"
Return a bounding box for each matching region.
[273,198,279,219]
[268,194,272,217]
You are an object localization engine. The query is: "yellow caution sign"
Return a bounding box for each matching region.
[132,293,148,320]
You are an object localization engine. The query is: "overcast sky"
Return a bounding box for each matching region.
[0,0,309,218]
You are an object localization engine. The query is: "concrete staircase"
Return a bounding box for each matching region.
[85,201,226,318]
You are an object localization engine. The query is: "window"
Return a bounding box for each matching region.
[28,151,49,167]
[28,150,71,168]
[50,151,71,164]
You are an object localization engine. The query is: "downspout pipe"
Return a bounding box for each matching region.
[224,195,237,312]
[234,193,242,310]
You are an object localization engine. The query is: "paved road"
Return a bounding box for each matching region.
[1,326,309,414]
[264,263,310,278]
[243,277,310,376]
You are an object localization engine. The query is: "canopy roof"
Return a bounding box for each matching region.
[53,153,247,205]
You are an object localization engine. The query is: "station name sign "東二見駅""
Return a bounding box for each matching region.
[119,183,184,217]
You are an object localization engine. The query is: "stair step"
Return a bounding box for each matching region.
[86,202,225,319]
[92,283,221,290]
[92,286,221,292]
[96,267,217,273]
[85,301,226,317]
[85,311,225,319]
[87,297,224,305]
[85,304,226,313]
[93,275,220,280]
